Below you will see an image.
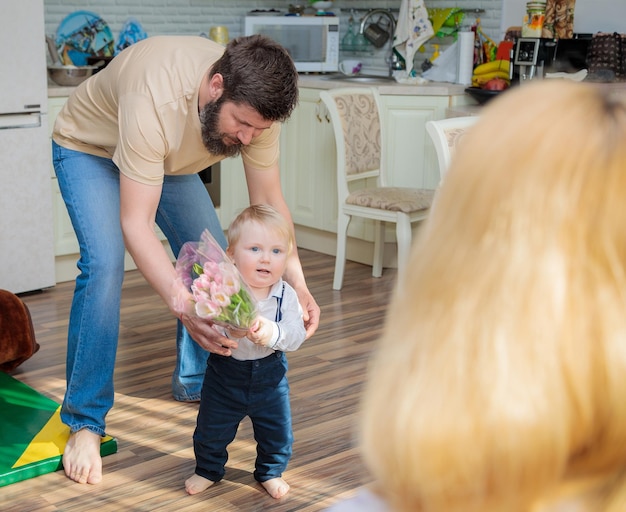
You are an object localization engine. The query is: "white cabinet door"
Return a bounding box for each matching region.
[51,178,80,256]
[280,88,338,234]
[380,95,449,190]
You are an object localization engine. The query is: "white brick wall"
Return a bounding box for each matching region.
[44,0,504,75]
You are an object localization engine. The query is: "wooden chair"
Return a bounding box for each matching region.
[320,87,434,291]
[425,116,478,181]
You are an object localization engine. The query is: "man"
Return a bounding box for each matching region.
[51,34,320,484]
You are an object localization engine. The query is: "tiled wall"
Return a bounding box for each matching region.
[44,0,504,75]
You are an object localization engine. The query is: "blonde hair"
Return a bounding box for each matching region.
[361,81,626,512]
[227,204,294,254]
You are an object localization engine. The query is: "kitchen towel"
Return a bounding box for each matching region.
[393,0,434,75]
[457,31,475,85]
[542,0,576,39]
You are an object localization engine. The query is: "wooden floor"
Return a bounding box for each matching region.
[3,249,397,511]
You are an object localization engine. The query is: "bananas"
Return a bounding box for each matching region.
[472,59,510,87]
[473,59,510,76]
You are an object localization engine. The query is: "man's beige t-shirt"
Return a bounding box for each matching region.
[52,36,280,186]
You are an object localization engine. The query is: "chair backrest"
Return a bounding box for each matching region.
[426,116,478,181]
[320,87,386,203]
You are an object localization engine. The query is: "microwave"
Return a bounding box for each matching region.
[244,15,339,73]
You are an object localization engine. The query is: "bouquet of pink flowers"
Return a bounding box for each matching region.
[174,229,257,331]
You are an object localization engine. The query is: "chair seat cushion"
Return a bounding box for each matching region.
[346,187,434,213]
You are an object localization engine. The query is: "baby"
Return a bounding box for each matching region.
[185,204,307,499]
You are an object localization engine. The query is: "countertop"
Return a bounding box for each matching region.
[48,76,471,99]
[446,104,482,118]
[49,76,626,102]
[297,74,470,96]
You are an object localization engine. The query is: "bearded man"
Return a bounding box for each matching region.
[51,34,320,485]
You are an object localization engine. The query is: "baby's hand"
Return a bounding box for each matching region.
[248,316,274,347]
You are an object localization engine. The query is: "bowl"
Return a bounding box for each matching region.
[464,86,507,105]
[311,1,333,12]
[47,65,97,86]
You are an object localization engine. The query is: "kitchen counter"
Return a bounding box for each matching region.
[49,76,471,99]
[445,80,626,117]
[446,104,482,117]
[49,75,626,101]
[298,74,469,96]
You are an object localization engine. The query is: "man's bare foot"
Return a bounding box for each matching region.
[185,474,215,495]
[62,429,102,484]
[261,477,290,499]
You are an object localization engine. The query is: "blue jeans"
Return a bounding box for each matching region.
[52,141,227,436]
[193,352,292,483]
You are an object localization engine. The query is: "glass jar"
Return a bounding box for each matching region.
[522,2,546,37]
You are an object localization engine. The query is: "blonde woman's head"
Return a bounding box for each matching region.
[361,81,626,512]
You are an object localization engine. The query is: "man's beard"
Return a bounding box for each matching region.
[199,98,243,158]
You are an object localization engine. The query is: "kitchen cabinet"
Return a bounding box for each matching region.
[47,80,475,277]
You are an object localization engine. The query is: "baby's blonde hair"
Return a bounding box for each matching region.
[227,204,293,255]
[361,81,626,512]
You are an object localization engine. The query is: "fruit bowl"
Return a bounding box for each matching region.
[464,86,506,105]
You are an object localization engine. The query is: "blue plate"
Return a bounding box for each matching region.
[56,10,115,66]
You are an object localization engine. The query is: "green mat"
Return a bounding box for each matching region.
[0,371,117,487]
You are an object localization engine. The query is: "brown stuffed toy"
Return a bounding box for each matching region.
[0,289,40,372]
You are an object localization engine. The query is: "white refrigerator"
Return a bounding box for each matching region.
[0,0,56,294]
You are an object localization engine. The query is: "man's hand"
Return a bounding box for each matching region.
[180,314,238,356]
[296,286,320,339]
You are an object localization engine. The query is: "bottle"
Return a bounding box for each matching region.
[522,2,546,37]
[354,23,368,50]
[342,16,355,50]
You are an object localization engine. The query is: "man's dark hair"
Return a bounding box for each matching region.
[209,34,299,122]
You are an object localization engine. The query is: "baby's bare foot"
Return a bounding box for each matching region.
[185,474,215,495]
[261,477,290,499]
[62,429,103,484]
